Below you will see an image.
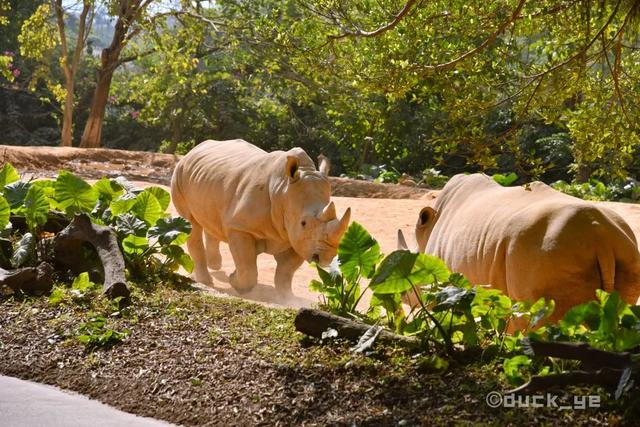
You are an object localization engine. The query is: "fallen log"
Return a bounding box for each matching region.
[0,262,54,295]
[53,214,129,299]
[509,367,628,395]
[294,307,420,349]
[522,339,632,369]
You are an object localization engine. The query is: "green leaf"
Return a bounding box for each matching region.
[338,221,381,281]
[0,196,9,230]
[503,355,531,385]
[433,286,476,312]
[92,178,124,202]
[11,232,35,268]
[370,251,450,294]
[110,193,137,216]
[48,287,67,306]
[55,171,99,213]
[161,244,194,272]
[148,216,191,245]
[122,235,149,255]
[71,272,98,292]
[23,185,49,230]
[0,164,20,189]
[560,301,601,332]
[370,250,418,294]
[4,181,31,209]
[114,213,147,237]
[31,180,58,209]
[145,186,171,211]
[492,172,518,186]
[132,190,163,225]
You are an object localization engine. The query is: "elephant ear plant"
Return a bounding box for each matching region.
[0,163,193,297]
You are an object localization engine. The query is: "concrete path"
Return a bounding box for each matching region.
[0,375,173,427]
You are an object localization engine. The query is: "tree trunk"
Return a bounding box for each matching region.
[79,67,114,148]
[60,78,74,147]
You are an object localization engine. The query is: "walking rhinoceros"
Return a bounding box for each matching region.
[398,173,640,321]
[171,139,351,295]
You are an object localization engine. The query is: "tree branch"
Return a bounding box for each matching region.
[327,0,418,41]
[416,0,527,73]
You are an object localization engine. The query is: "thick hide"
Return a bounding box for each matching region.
[414,173,640,320]
[171,139,350,295]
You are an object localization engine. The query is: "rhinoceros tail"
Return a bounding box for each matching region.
[596,251,616,294]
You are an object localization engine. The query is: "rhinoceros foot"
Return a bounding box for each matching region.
[229,270,257,294]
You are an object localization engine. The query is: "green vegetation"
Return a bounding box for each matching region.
[0,163,192,286]
[310,221,640,394]
[2,0,640,186]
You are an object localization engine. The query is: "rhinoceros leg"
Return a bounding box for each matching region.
[228,231,258,293]
[187,221,212,286]
[204,232,222,270]
[274,248,304,295]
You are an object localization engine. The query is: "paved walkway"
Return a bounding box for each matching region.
[0,375,173,427]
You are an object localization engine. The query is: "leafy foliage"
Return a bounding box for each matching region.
[0,164,193,290]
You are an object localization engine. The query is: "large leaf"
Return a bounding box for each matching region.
[4,181,31,209]
[148,216,191,245]
[31,180,59,209]
[0,195,9,230]
[122,235,149,255]
[337,221,381,281]
[23,185,49,230]
[132,190,163,225]
[370,251,449,294]
[110,192,138,216]
[503,355,531,385]
[145,186,171,211]
[55,171,99,213]
[114,213,148,237]
[11,232,35,268]
[92,178,124,202]
[161,244,194,272]
[0,163,20,189]
[432,286,476,312]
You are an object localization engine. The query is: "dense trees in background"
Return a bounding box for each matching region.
[1,0,639,183]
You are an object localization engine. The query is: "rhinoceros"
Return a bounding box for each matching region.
[171,139,351,295]
[398,173,640,320]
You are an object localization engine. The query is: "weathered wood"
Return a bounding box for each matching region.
[523,339,632,369]
[294,307,420,349]
[509,367,626,395]
[0,262,54,295]
[53,214,129,299]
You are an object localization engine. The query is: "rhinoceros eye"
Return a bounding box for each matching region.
[301,220,307,227]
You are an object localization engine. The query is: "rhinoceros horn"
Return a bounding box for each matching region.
[397,229,409,250]
[318,201,337,222]
[326,207,351,245]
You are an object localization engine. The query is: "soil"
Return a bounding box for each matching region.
[1,144,639,425]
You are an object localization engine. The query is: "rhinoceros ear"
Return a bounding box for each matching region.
[286,156,300,182]
[417,206,436,228]
[318,201,337,222]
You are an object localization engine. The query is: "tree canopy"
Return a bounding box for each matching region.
[2,0,639,182]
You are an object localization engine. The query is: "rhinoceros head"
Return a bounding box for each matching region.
[281,154,351,266]
[397,206,437,253]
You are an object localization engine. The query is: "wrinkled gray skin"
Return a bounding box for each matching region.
[171,139,351,296]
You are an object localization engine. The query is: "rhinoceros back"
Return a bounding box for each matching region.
[171,139,288,242]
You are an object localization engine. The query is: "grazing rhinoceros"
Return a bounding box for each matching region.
[398,173,640,320]
[171,139,351,295]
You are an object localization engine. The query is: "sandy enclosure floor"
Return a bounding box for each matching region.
[5,145,640,310]
[155,181,640,310]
